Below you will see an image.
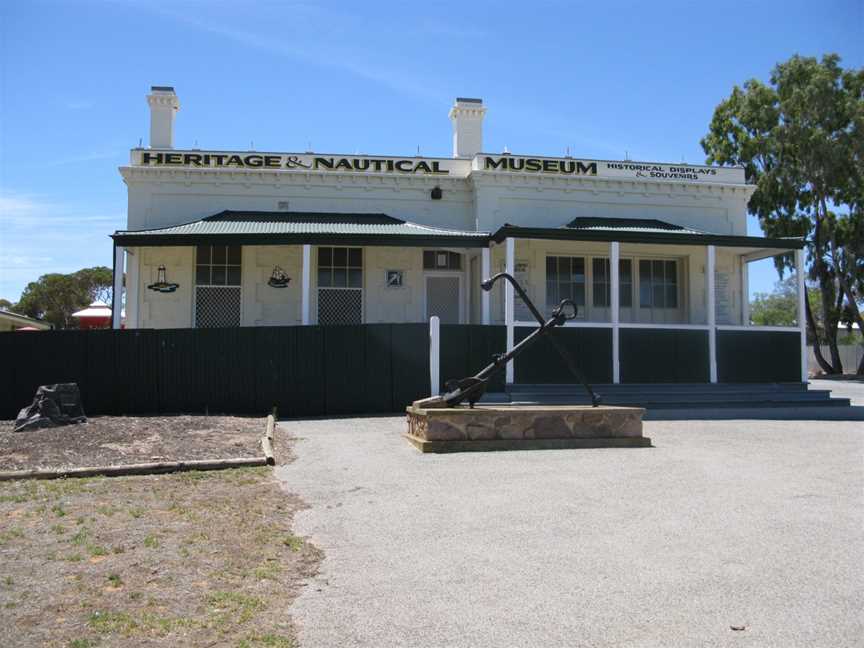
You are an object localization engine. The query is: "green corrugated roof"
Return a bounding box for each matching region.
[565,217,705,235]
[113,211,490,247]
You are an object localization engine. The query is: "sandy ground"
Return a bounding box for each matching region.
[278,403,864,648]
[0,421,318,648]
[0,416,264,471]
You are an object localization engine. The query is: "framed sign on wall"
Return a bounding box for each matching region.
[385,270,404,288]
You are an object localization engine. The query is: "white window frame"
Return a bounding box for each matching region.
[193,244,244,328]
[636,256,683,312]
[315,246,364,325]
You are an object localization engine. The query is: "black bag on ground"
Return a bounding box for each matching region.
[14,383,87,432]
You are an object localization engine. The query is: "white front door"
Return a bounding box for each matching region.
[425,275,461,324]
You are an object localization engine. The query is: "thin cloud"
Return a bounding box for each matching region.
[141,5,445,103]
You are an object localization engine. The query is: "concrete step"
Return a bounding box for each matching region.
[642,406,864,421]
[507,391,838,404]
[509,397,852,408]
[508,382,809,393]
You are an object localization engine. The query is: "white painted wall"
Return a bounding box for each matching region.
[242,246,303,326]
[136,247,194,329]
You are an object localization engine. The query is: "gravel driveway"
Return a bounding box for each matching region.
[278,397,863,647]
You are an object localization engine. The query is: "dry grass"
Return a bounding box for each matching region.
[0,465,320,647]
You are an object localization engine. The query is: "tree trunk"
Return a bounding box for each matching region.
[807,296,835,374]
[813,208,842,373]
[829,227,864,375]
[827,289,844,373]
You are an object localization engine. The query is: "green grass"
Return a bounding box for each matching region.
[0,528,24,546]
[205,591,265,628]
[52,523,66,535]
[253,560,282,581]
[238,634,296,648]
[68,639,97,648]
[71,527,89,546]
[52,503,67,517]
[88,609,196,638]
[88,610,138,635]
[128,507,145,519]
[88,545,108,557]
[142,534,159,549]
[282,535,304,552]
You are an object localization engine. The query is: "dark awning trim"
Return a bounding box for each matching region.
[489,225,805,250]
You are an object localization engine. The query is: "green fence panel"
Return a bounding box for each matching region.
[620,328,709,383]
[390,324,429,411]
[323,325,368,415]
[439,325,507,393]
[717,330,801,382]
[514,327,613,384]
[363,324,395,413]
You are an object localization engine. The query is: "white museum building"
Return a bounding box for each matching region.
[111,87,807,385]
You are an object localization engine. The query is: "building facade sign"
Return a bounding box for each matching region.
[135,150,458,174]
[132,150,745,184]
[478,156,744,183]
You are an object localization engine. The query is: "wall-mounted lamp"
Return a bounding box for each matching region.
[267,266,291,288]
[147,265,179,293]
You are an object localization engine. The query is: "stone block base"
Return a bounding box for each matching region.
[405,404,650,453]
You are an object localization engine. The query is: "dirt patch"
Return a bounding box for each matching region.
[0,416,265,472]
[0,462,321,647]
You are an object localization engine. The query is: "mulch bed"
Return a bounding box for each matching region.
[0,416,265,472]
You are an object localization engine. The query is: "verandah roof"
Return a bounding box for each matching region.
[491,217,805,250]
[112,212,804,251]
[112,211,491,248]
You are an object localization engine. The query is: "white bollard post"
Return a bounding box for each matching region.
[429,316,440,396]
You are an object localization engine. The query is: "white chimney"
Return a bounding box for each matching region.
[449,97,486,158]
[146,86,180,149]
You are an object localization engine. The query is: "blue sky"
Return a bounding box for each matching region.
[1,0,861,303]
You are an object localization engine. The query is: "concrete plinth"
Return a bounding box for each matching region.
[405,404,650,453]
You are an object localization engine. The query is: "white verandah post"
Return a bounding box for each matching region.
[505,237,515,384]
[429,316,441,396]
[796,248,807,383]
[707,245,717,383]
[481,246,491,325]
[610,241,620,384]
[301,244,311,325]
[741,256,750,326]
[112,245,124,329]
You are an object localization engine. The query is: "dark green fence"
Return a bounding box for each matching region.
[717,330,800,382]
[439,325,507,393]
[1,325,432,420]
[513,327,613,384]
[1,324,803,419]
[620,328,710,383]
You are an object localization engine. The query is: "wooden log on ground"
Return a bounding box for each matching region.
[0,457,268,482]
[265,414,275,441]
[261,436,275,466]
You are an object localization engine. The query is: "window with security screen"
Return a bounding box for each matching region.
[195,245,242,328]
[317,247,363,325]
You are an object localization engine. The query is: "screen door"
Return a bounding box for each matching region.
[425,276,461,324]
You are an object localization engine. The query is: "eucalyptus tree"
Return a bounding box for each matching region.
[701,54,863,374]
